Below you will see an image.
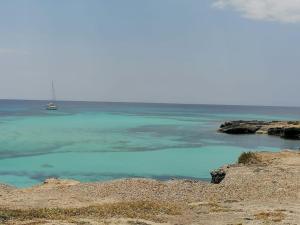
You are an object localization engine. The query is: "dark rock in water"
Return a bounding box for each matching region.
[268,127,300,139]
[221,125,259,134]
[219,120,300,140]
[219,120,267,134]
[210,169,226,184]
[282,127,300,139]
[220,121,234,128]
[267,127,284,136]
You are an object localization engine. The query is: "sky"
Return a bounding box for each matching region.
[0,0,300,106]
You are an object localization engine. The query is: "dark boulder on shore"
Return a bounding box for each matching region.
[210,169,226,184]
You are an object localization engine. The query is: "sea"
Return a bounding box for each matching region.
[0,100,299,187]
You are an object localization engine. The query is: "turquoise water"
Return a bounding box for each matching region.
[0,100,299,187]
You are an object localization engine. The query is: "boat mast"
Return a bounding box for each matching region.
[52,80,56,102]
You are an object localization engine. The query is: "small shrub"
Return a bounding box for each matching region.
[238,152,260,164]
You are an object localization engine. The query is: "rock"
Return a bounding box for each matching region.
[267,127,300,139]
[219,121,266,134]
[42,178,80,187]
[282,127,300,139]
[287,121,300,125]
[221,125,259,134]
[210,169,226,184]
[267,127,284,136]
[219,120,300,140]
[0,183,16,192]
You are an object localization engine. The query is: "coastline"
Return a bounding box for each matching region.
[219,120,300,139]
[1,150,299,225]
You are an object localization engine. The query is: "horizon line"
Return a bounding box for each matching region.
[0,98,299,109]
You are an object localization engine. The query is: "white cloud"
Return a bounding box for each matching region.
[213,0,300,23]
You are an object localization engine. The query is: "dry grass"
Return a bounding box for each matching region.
[238,152,261,164]
[189,202,232,214]
[0,201,181,224]
[207,202,231,213]
[254,211,286,222]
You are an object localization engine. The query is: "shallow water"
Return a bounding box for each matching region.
[0,100,299,187]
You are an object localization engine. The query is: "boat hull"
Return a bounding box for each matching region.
[46,103,58,110]
[46,107,57,110]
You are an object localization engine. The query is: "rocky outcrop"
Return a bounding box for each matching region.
[0,184,16,193]
[41,178,80,188]
[219,121,270,134]
[267,127,284,136]
[210,168,226,184]
[281,127,300,139]
[267,127,300,139]
[219,120,300,140]
[220,125,258,134]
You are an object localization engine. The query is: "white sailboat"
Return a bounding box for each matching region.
[46,81,58,110]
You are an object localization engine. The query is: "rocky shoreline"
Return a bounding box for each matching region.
[219,120,300,139]
[1,150,299,225]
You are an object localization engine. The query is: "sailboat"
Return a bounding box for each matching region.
[46,81,58,110]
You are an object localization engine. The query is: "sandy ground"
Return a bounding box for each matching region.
[0,150,299,225]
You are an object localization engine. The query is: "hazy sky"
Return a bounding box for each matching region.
[0,0,300,106]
